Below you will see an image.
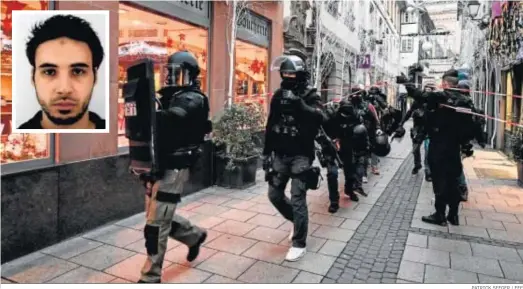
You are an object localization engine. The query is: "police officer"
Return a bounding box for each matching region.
[397,69,476,226]
[136,51,212,283]
[456,80,487,201]
[367,86,389,119]
[352,86,383,182]
[317,100,344,213]
[263,54,327,261]
[397,83,434,176]
[337,99,369,201]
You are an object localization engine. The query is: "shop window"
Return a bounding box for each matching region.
[1,0,52,166]
[118,3,209,148]
[234,40,269,115]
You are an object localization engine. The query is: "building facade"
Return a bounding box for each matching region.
[0,0,284,263]
[283,0,403,104]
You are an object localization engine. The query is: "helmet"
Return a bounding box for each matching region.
[372,134,391,157]
[164,51,200,87]
[271,54,307,83]
[457,80,470,91]
[349,86,365,102]
[352,124,368,152]
[424,82,436,92]
[369,86,380,95]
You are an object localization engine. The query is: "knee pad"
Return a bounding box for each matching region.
[144,225,159,255]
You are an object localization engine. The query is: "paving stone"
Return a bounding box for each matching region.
[196,252,256,279]
[340,219,362,230]
[403,246,450,268]
[465,217,505,230]
[502,222,523,233]
[104,254,171,282]
[312,225,354,242]
[481,212,520,223]
[199,195,232,205]
[228,191,259,201]
[396,279,415,283]
[163,264,213,283]
[246,214,286,229]
[114,212,146,230]
[69,245,136,271]
[109,278,132,283]
[1,278,13,284]
[221,199,257,211]
[310,213,345,227]
[488,229,523,243]
[41,237,104,260]
[238,261,299,283]
[204,274,243,283]
[424,265,479,283]
[397,260,424,283]
[244,227,288,244]
[411,219,449,232]
[478,274,522,284]
[242,241,288,264]
[428,236,472,256]
[277,221,320,235]
[189,215,226,229]
[292,271,325,284]
[178,201,205,211]
[218,209,258,222]
[406,233,427,248]
[319,240,346,257]
[247,203,279,215]
[450,253,504,277]
[282,252,336,275]
[204,234,257,255]
[448,225,489,239]
[470,243,522,263]
[164,245,217,267]
[499,261,523,281]
[190,204,230,216]
[211,219,257,236]
[84,226,143,248]
[1,253,79,283]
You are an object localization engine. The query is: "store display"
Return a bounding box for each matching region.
[117,3,209,148]
[1,0,50,164]
[234,40,269,113]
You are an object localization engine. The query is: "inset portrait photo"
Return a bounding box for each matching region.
[11,10,109,133]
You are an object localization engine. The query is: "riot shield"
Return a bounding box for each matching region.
[123,58,159,175]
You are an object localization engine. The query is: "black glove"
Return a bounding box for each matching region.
[262,155,272,171]
[461,143,474,158]
[396,73,408,84]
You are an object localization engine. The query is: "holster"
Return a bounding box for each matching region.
[303,166,323,190]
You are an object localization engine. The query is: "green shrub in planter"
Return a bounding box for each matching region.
[212,103,266,188]
[510,126,523,186]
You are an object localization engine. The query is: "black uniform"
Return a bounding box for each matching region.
[367,86,389,119]
[353,89,381,180]
[400,71,476,226]
[263,55,326,252]
[400,98,427,174]
[334,100,368,201]
[134,51,211,283]
[317,101,344,213]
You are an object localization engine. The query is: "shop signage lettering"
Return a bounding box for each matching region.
[180,1,204,11]
[237,10,271,47]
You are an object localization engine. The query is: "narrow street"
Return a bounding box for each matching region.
[2,122,522,284]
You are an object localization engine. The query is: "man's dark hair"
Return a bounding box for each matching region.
[26,14,104,71]
[442,69,459,87]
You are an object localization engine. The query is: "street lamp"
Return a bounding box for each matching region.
[467,0,481,19]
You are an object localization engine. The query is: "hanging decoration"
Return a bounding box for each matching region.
[166,37,174,48]
[1,1,28,37]
[178,33,186,41]
[249,59,264,75]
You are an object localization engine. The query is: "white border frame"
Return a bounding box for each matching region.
[11,10,110,134]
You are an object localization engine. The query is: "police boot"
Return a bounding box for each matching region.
[328,203,339,213]
[425,174,432,182]
[412,165,422,175]
[459,185,468,202]
[447,204,460,226]
[421,199,447,226]
[344,190,359,202]
[354,187,368,197]
[187,231,207,262]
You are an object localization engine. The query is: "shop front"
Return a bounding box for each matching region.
[1,0,283,264]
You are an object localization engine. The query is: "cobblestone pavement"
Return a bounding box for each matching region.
[3,122,522,284]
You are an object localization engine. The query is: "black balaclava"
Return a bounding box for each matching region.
[350,87,364,105]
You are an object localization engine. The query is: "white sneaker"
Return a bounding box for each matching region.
[285,247,306,262]
[288,228,294,242]
[363,176,368,183]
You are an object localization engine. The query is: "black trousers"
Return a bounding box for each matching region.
[326,161,339,205]
[428,141,462,217]
[268,155,311,248]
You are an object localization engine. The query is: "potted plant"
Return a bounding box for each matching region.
[510,126,523,187]
[212,102,266,189]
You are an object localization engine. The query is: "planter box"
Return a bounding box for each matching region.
[215,155,258,189]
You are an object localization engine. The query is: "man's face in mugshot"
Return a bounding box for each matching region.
[32,36,95,125]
